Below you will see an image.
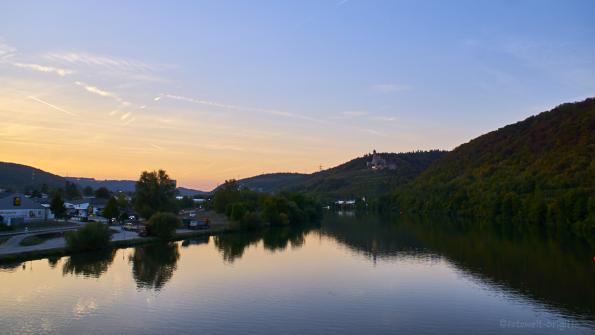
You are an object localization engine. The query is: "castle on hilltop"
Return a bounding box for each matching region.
[366,150,397,170]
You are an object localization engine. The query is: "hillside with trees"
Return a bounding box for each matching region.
[0,162,65,192]
[394,98,595,234]
[236,151,447,201]
[237,173,308,193]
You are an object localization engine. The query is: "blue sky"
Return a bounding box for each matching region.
[1,1,594,189]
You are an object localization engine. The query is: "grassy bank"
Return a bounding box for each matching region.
[19,232,64,246]
[0,224,235,264]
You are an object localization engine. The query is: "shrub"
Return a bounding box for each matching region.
[147,212,180,240]
[0,221,12,231]
[238,211,264,230]
[65,222,111,252]
[230,202,247,222]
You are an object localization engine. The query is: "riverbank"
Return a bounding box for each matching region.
[0,211,234,263]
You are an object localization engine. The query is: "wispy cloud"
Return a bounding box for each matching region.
[0,41,16,59]
[371,84,410,94]
[342,110,368,117]
[74,81,138,124]
[12,62,73,76]
[45,52,155,72]
[155,93,325,124]
[75,81,117,98]
[28,96,77,116]
[150,143,164,150]
[372,116,398,122]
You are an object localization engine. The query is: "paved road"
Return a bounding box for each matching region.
[0,226,140,256]
[0,224,223,257]
[0,225,81,237]
[0,234,66,255]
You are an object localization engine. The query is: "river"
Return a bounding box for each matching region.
[0,213,593,334]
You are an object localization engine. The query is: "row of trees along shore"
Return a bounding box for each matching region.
[213,180,322,230]
[65,170,181,252]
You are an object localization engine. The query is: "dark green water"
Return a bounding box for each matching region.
[0,213,593,334]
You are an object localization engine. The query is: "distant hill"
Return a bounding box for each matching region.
[66,177,137,192]
[177,187,210,196]
[0,163,208,196]
[0,162,65,192]
[236,151,448,201]
[66,177,208,196]
[237,173,308,193]
[395,97,595,229]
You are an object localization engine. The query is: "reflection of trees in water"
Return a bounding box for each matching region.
[62,250,116,278]
[321,213,595,322]
[47,256,61,268]
[214,232,262,263]
[214,223,318,263]
[181,235,210,248]
[320,213,433,264]
[262,226,308,251]
[129,243,180,291]
[402,216,595,321]
[0,262,23,273]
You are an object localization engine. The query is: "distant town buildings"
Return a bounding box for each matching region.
[0,193,54,225]
[64,198,108,219]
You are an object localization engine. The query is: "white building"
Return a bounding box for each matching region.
[0,193,53,225]
[65,198,108,218]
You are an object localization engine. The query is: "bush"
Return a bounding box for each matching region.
[0,222,12,231]
[147,212,180,240]
[66,222,111,252]
[238,211,264,230]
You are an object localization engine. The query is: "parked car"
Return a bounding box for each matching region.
[188,218,210,230]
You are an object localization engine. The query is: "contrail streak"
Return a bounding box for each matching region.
[28,96,77,116]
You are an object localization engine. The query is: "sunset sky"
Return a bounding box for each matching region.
[1,1,594,190]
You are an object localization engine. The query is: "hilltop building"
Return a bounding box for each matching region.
[367,150,397,170]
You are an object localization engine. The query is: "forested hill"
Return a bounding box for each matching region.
[237,151,447,200]
[394,97,595,231]
[0,162,65,192]
[237,173,308,193]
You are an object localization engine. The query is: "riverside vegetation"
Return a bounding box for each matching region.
[213,180,322,230]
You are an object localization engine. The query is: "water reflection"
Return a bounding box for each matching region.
[47,256,61,268]
[214,232,261,263]
[0,261,22,273]
[214,223,318,263]
[321,213,595,322]
[62,250,116,278]
[129,243,180,291]
[181,235,210,248]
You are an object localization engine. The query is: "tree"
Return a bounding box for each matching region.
[64,181,81,200]
[213,180,241,213]
[134,170,176,219]
[94,187,111,199]
[176,196,194,210]
[83,186,94,197]
[147,212,179,240]
[50,193,67,219]
[116,193,129,210]
[102,197,120,223]
[65,222,111,251]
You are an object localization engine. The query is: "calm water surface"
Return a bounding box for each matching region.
[0,213,593,334]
